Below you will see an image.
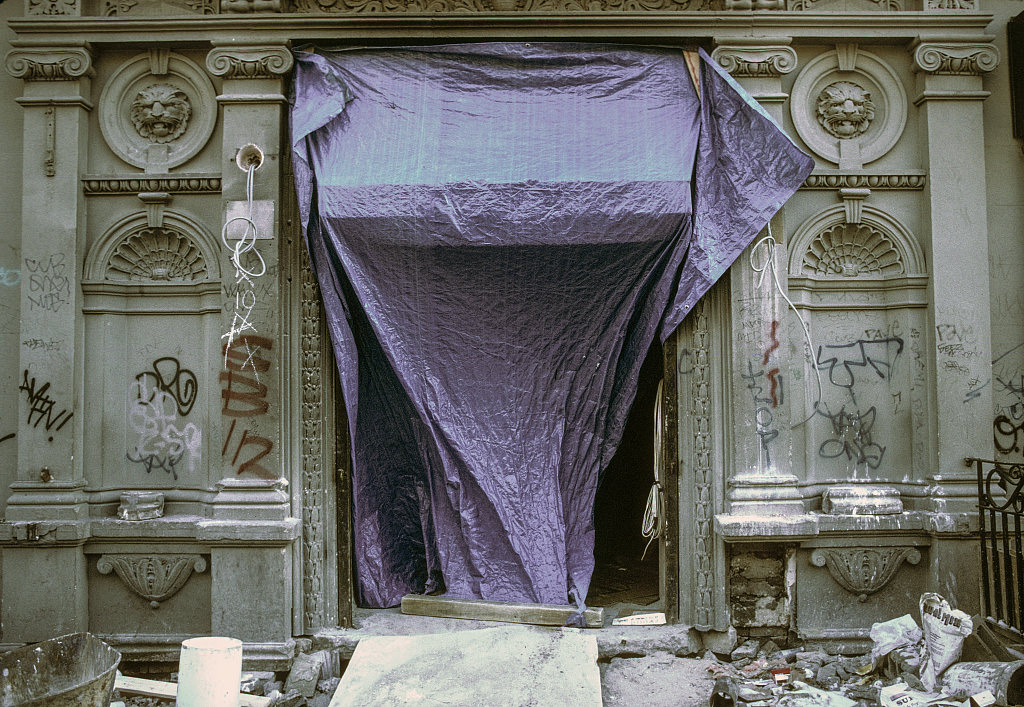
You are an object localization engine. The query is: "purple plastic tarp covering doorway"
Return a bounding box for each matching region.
[291,43,812,609]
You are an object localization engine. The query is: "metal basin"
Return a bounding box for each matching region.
[0,632,121,707]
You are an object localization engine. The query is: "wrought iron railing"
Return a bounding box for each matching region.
[969,457,1024,631]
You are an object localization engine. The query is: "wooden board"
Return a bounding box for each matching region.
[401,594,603,628]
[115,674,272,707]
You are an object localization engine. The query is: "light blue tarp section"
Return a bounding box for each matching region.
[291,43,813,608]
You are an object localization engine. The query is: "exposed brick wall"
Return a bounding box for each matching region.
[728,545,790,643]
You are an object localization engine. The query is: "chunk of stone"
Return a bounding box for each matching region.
[269,689,306,707]
[317,677,341,695]
[732,640,761,662]
[241,671,277,696]
[703,627,739,657]
[737,685,774,702]
[796,651,830,666]
[758,640,782,657]
[286,652,327,698]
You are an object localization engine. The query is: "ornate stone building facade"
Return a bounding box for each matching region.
[0,0,1019,664]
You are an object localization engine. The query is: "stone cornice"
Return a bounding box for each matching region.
[911,40,999,75]
[206,43,293,79]
[82,173,223,194]
[711,41,796,77]
[7,13,995,46]
[4,41,93,81]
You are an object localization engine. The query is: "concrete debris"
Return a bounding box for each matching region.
[241,671,278,696]
[733,640,762,662]
[318,677,341,695]
[286,651,328,698]
[705,599,1024,707]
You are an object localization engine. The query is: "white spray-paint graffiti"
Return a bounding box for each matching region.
[0,266,19,286]
[221,165,268,370]
[126,378,201,480]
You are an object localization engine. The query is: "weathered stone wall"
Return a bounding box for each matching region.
[986,0,1024,466]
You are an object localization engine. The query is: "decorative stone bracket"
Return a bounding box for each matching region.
[810,546,921,602]
[96,554,207,608]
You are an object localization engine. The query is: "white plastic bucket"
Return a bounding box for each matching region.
[175,636,243,707]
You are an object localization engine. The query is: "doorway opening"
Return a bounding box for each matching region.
[589,339,664,611]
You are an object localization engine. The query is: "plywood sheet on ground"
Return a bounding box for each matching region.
[329,625,602,707]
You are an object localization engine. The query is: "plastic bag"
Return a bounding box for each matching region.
[873,614,925,665]
[920,593,975,691]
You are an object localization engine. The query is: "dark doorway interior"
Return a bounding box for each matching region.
[589,339,663,609]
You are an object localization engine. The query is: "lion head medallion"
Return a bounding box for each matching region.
[129,83,192,144]
[816,81,876,140]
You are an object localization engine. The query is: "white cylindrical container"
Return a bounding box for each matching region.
[176,636,243,707]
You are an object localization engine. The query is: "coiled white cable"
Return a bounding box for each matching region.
[220,162,266,284]
[748,228,822,425]
[641,379,665,561]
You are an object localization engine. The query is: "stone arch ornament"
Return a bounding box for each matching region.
[98,52,216,171]
[788,205,925,279]
[85,211,221,283]
[790,46,907,169]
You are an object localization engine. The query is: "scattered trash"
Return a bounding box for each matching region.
[0,632,121,707]
[703,593,1024,707]
[920,594,973,692]
[872,615,924,666]
[777,681,856,707]
[611,612,667,626]
[940,661,1024,706]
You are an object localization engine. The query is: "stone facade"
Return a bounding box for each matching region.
[0,0,1019,662]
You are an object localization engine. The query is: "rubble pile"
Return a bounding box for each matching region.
[113,649,348,707]
[706,594,1023,707]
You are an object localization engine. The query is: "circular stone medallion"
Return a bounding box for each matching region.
[790,49,907,167]
[99,53,216,171]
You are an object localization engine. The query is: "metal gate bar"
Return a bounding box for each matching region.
[969,457,1024,631]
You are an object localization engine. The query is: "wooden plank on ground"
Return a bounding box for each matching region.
[401,594,603,628]
[115,674,272,707]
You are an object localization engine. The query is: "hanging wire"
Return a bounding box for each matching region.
[640,379,665,561]
[220,162,266,284]
[748,227,823,426]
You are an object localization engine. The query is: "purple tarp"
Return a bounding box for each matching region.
[291,43,813,609]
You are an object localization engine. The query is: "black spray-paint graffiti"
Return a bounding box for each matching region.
[816,404,885,471]
[24,253,70,313]
[813,337,903,473]
[134,357,198,417]
[18,369,72,441]
[0,433,13,445]
[814,337,904,401]
[994,415,1024,455]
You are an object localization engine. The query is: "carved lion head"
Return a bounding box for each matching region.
[129,84,192,144]
[815,81,876,140]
